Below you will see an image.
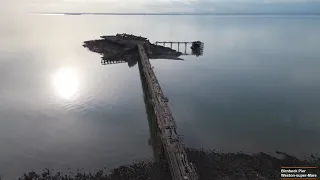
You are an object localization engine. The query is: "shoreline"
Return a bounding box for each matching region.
[17,148,319,180]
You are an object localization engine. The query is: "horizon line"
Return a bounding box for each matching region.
[34,12,320,16]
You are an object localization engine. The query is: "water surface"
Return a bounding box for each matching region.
[0,15,320,179]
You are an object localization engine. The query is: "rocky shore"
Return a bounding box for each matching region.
[18,149,319,180]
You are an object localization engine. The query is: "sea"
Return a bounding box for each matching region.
[0,14,320,179]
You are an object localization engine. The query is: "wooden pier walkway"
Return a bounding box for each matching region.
[137,44,199,180]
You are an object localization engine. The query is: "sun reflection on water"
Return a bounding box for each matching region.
[52,67,80,100]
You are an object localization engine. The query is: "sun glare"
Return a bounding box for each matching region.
[53,67,80,99]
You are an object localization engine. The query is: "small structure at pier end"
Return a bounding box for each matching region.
[83,34,204,180]
[83,33,204,66]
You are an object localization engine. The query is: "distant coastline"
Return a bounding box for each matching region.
[64,13,82,15]
[34,12,320,16]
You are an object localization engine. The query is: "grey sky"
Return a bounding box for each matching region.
[1,0,320,13]
[26,0,320,13]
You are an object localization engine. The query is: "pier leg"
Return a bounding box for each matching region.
[163,42,165,46]
[178,43,180,51]
[185,43,187,54]
[170,42,172,48]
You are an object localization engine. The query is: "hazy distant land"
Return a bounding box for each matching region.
[34,12,320,16]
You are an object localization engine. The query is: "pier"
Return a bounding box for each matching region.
[137,44,199,180]
[155,41,204,56]
[83,34,203,180]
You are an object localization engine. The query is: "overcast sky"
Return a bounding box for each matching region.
[2,0,320,14]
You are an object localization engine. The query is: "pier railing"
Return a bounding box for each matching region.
[155,41,204,56]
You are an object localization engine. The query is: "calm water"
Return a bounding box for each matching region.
[1,15,320,179]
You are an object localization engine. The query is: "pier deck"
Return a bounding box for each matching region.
[137,44,199,180]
